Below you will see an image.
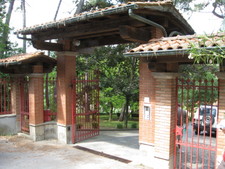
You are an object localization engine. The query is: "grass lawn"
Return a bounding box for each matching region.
[99,114,139,129]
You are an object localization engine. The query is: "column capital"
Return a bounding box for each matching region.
[216,72,225,79]
[152,72,178,79]
[55,51,77,57]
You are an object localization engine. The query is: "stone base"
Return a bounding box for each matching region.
[29,124,45,141]
[57,124,72,144]
[16,114,21,133]
[29,122,57,141]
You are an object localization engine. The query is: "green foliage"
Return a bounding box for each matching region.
[0,0,23,58]
[76,44,139,120]
[116,123,123,129]
[188,34,225,65]
[130,122,137,129]
[83,0,113,11]
[179,64,219,113]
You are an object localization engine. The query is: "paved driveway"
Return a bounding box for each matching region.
[0,130,152,169]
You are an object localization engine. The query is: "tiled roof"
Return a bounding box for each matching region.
[127,32,225,55]
[15,1,193,35]
[0,52,56,64]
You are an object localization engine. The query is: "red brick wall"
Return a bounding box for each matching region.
[153,73,177,161]
[57,53,76,125]
[217,76,225,167]
[139,58,155,144]
[29,75,44,125]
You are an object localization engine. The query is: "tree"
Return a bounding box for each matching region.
[170,0,224,19]
[21,0,26,52]
[76,44,139,128]
[0,0,22,58]
[0,0,15,58]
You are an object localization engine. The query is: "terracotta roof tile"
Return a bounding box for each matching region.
[0,52,56,64]
[16,1,192,35]
[128,32,225,53]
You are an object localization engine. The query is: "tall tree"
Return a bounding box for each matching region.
[175,0,225,19]
[0,0,15,58]
[21,0,26,52]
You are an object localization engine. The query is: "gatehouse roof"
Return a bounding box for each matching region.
[0,52,57,74]
[15,1,194,52]
[125,32,225,57]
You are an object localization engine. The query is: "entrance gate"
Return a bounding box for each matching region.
[175,78,218,169]
[72,71,100,143]
[20,77,29,133]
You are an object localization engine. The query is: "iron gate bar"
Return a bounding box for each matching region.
[174,77,218,169]
[72,70,100,143]
[0,78,11,115]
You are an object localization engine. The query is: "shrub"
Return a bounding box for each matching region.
[131,123,137,129]
[116,123,123,129]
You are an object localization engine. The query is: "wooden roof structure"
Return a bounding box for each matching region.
[15,1,194,52]
[0,52,57,74]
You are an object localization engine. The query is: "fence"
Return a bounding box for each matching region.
[43,76,57,122]
[0,78,11,115]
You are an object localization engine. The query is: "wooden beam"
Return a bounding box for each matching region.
[119,25,151,43]
[32,40,63,51]
[74,35,130,49]
[166,63,179,72]
[33,17,146,41]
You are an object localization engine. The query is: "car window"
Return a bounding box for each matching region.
[199,107,216,116]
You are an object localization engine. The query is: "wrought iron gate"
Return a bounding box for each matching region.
[0,78,11,115]
[20,77,29,133]
[175,78,218,169]
[72,70,100,143]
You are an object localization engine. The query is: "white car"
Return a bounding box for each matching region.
[193,105,218,135]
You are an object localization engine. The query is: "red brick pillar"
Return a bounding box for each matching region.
[216,73,225,167]
[152,72,178,169]
[29,65,44,141]
[139,58,156,166]
[56,52,76,144]
[10,75,23,132]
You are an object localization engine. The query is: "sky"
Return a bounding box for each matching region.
[10,0,224,52]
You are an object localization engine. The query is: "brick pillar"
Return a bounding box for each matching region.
[216,73,225,167]
[152,72,178,169]
[10,75,23,133]
[29,65,44,141]
[139,58,156,166]
[56,51,76,144]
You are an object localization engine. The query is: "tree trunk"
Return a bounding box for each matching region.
[118,103,126,121]
[54,0,62,20]
[21,0,26,52]
[108,102,113,121]
[0,0,15,58]
[75,0,85,14]
[123,96,130,128]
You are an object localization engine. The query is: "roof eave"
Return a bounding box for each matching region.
[15,2,194,35]
[124,46,225,58]
[15,3,139,35]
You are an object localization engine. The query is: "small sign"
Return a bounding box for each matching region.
[144,97,150,103]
